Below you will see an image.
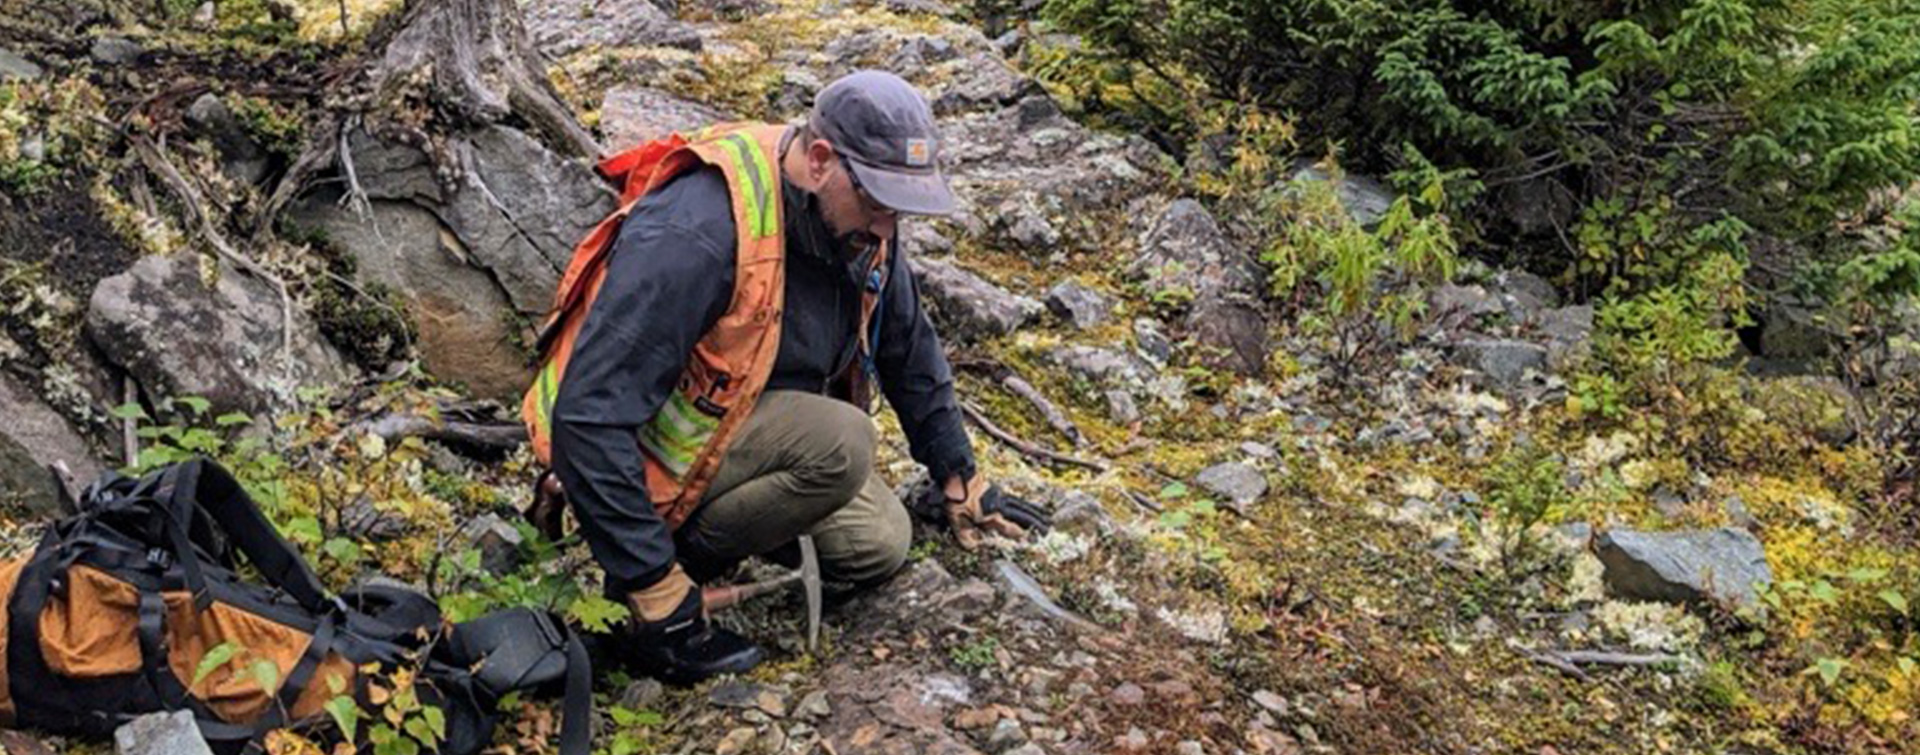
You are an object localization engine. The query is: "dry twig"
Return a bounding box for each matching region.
[1001,374,1084,448]
[960,401,1109,473]
[1123,489,1162,513]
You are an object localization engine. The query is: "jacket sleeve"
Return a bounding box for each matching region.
[549,169,735,596]
[873,235,977,487]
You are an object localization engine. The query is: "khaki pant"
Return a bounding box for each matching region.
[674,391,911,585]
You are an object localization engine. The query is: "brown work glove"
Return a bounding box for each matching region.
[945,474,1028,549]
[625,563,698,623]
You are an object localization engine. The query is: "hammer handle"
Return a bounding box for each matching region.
[702,571,804,612]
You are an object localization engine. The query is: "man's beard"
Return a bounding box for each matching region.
[785,179,880,262]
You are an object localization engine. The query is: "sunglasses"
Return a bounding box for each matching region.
[838,153,897,219]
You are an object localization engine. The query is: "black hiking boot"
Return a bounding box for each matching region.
[611,588,765,685]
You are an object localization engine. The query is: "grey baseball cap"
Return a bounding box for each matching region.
[809,70,956,216]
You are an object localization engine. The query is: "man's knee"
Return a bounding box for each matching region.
[793,399,876,501]
[821,494,910,585]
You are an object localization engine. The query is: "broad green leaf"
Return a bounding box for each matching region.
[404,718,436,747]
[1808,580,1839,604]
[1159,482,1189,500]
[1879,589,1909,615]
[215,412,253,427]
[173,396,212,416]
[566,595,628,633]
[324,537,364,565]
[325,695,360,741]
[1811,657,1847,686]
[109,402,149,421]
[193,642,240,686]
[249,659,280,692]
[284,516,323,545]
[422,705,446,741]
[611,707,663,727]
[1846,567,1889,583]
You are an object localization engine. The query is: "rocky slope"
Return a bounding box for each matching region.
[0,0,1912,753]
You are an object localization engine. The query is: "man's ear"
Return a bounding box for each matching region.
[805,139,836,182]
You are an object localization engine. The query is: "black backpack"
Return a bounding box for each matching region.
[0,458,590,755]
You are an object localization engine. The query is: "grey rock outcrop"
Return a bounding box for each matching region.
[287,190,532,402]
[0,374,105,515]
[1132,199,1269,375]
[1596,528,1772,610]
[338,126,616,315]
[1131,199,1259,304]
[1532,305,1594,370]
[1289,161,1395,228]
[521,0,701,55]
[932,52,1041,115]
[86,255,352,415]
[910,257,1041,340]
[1429,283,1503,320]
[599,87,730,153]
[1045,280,1110,330]
[1494,269,1559,316]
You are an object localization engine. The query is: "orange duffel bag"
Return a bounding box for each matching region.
[0,458,590,754]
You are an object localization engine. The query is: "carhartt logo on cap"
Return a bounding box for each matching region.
[905,138,931,167]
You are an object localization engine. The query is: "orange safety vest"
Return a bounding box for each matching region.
[522,123,890,527]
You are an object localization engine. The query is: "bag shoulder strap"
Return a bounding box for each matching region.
[164,458,332,614]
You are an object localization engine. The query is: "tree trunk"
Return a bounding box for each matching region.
[370,0,600,160]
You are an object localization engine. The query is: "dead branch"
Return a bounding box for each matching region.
[130,134,296,368]
[1001,374,1084,448]
[256,114,340,240]
[336,114,374,223]
[1123,489,1162,513]
[1524,650,1593,682]
[960,401,1109,473]
[1549,650,1684,667]
[355,412,528,454]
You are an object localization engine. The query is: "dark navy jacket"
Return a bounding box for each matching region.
[548,167,973,594]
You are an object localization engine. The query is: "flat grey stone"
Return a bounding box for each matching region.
[90,36,142,65]
[1195,461,1266,509]
[0,48,42,80]
[1596,527,1772,609]
[1104,389,1139,425]
[1047,346,1150,388]
[1452,338,1549,389]
[115,710,213,755]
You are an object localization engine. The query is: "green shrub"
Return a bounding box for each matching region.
[1041,0,1920,294]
